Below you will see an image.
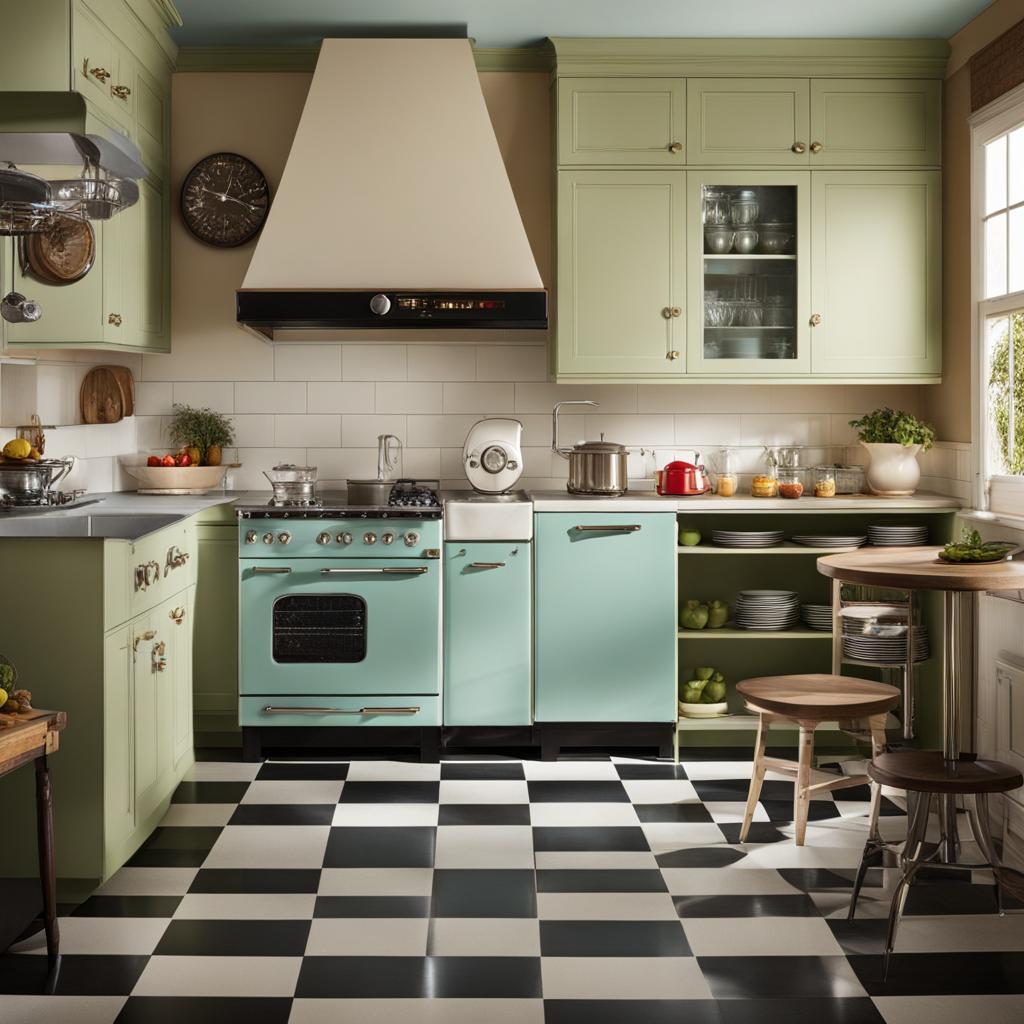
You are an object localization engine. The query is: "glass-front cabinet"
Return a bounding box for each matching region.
[686,171,811,375]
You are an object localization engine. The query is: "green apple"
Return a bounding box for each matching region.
[679,527,701,547]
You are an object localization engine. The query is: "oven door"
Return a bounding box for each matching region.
[239,558,441,696]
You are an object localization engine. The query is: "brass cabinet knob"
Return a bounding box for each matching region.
[668,142,683,153]
[810,141,823,154]
[169,606,185,625]
[791,141,806,154]
[111,84,131,100]
[87,64,111,82]
[669,306,682,318]
[107,312,122,326]
[667,350,680,361]
[662,307,672,319]
[809,313,822,327]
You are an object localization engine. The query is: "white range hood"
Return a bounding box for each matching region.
[237,38,546,338]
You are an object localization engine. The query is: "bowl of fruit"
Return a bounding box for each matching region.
[678,667,730,718]
[939,528,1020,564]
[121,452,231,494]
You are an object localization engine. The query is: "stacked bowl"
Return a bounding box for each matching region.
[736,590,800,631]
[868,524,929,546]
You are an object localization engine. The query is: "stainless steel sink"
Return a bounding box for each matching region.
[443,490,533,541]
[0,513,181,541]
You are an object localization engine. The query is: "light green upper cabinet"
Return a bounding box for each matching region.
[809,170,941,377]
[809,80,941,167]
[557,78,686,165]
[556,170,686,377]
[686,78,811,166]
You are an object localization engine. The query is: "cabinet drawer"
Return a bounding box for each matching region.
[558,78,686,166]
[128,520,196,619]
[72,1,119,114]
[240,696,440,727]
[687,78,810,166]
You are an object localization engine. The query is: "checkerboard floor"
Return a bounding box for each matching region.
[4,753,1024,1024]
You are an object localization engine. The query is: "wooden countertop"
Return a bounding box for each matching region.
[817,546,1024,592]
[0,709,66,777]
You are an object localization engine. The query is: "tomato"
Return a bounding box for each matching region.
[176,453,192,467]
[161,454,176,467]
[147,455,161,467]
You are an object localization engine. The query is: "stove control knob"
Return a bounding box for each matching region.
[337,532,353,545]
[404,531,420,547]
[381,532,395,545]
[316,532,331,545]
[245,531,258,544]
[278,532,291,545]
[262,532,274,545]
[363,532,378,545]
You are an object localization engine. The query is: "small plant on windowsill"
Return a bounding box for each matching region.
[989,315,1024,474]
[167,404,235,467]
[848,407,935,496]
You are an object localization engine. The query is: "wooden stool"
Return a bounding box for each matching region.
[736,674,900,846]
[860,750,1023,975]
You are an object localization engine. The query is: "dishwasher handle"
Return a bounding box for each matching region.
[572,524,642,533]
[262,705,421,715]
[319,566,428,576]
[251,566,292,574]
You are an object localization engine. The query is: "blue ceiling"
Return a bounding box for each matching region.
[171,0,992,49]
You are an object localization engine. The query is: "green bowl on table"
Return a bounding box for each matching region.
[938,530,1019,564]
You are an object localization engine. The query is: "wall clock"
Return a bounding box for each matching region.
[180,152,270,247]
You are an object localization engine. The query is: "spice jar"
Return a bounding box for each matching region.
[778,469,804,499]
[716,448,738,497]
[814,466,837,498]
[751,474,778,498]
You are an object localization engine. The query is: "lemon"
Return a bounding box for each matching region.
[0,689,7,711]
[2,438,31,460]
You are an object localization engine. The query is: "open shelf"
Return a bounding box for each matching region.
[703,253,797,261]
[704,326,796,331]
[678,627,831,639]
[677,543,862,555]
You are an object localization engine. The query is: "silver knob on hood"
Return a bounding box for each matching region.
[369,294,391,316]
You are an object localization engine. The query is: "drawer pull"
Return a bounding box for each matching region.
[320,566,428,575]
[262,706,421,715]
[87,65,111,83]
[252,566,291,574]
[111,84,131,100]
[468,562,505,569]
[573,524,642,533]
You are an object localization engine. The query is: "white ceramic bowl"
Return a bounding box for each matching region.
[122,461,229,494]
[678,701,729,718]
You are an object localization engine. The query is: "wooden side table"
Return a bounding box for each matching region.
[0,709,66,964]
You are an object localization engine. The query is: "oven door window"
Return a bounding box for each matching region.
[272,594,367,663]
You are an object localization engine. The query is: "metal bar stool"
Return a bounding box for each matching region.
[737,674,900,846]
[850,749,1023,976]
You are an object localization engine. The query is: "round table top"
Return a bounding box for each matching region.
[736,674,900,720]
[817,546,1024,592]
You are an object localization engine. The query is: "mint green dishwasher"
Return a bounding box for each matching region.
[535,513,677,722]
[444,542,532,725]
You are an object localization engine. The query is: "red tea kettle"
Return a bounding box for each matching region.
[657,458,712,496]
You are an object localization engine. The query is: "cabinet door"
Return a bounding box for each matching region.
[810,171,941,378]
[444,543,531,726]
[535,513,677,722]
[72,0,120,115]
[558,78,686,166]
[687,79,810,166]
[809,80,941,167]
[996,660,1024,784]
[556,170,686,377]
[103,624,134,851]
[169,586,195,769]
[133,607,175,823]
[686,171,811,375]
[127,174,169,350]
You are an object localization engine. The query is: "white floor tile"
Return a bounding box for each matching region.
[159,803,236,827]
[95,867,198,896]
[683,916,845,956]
[661,867,802,896]
[0,996,126,1024]
[540,956,712,999]
[183,761,261,782]
[289,999,545,1024]
[641,822,729,852]
[704,800,769,824]
[535,851,659,870]
[204,825,330,869]
[875,914,1024,952]
[537,892,679,921]
[434,826,535,868]
[438,780,530,804]
[775,817,873,848]
[621,779,701,804]
[174,893,316,920]
[305,917,429,956]
[132,955,302,997]
[529,802,639,827]
[332,803,439,827]
[242,780,345,805]
[681,761,754,780]
[427,917,541,956]
[345,761,441,781]
[522,761,620,780]
[12,917,167,957]
[318,868,434,897]
[727,843,864,869]
[873,995,1024,1024]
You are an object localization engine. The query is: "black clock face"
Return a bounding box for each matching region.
[180,153,270,247]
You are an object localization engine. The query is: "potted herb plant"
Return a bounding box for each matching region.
[167,404,235,466]
[848,407,935,495]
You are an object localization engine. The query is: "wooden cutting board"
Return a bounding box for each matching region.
[99,364,135,417]
[80,366,124,424]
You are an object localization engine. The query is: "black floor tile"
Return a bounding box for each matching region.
[545,1000,723,1024]
[126,827,222,868]
[537,869,667,893]
[656,847,747,868]
[540,920,691,956]
[256,761,349,780]
[188,868,322,894]
[73,895,182,917]
[324,826,436,868]
[692,779,798,803]
[615,763,689,780]
[228,804,335,826]
[153,918,310,956]
[760,799,842,823]
[171,781,251,804]
[719,997,885,1024]
[0,953,148,995]
[719,821,789,844]
[840,786,907,814]
[533,826,650,852]
[827,919,890,955]
[527,781,629,802]
[116,997,293,1024]
[431,869,537,918]
[905,879,1013,915]
[441,762,526,780]
[674,894,821,918]
[296,954,542,997]
[313,895,430,917]
[777,868,855,892]
[438,803,531,825]
[699,955,866,999]
[633,803,714,823]
[849,952,1024,995]
[338,781,439,803]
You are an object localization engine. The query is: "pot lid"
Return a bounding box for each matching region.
[573,440,627,453]
[0,458,66,470]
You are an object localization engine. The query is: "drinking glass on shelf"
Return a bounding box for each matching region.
[730,189,759,225]
[702,187,731,225]
[763,303,792,327]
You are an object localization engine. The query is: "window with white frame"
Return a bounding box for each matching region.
[977,87,1024,501]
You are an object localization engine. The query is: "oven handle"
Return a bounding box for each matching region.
[573,524,642,533]
[319,566,429,575]
[262,706,421,715]
[468,562,506,569]
[252,566,292,574]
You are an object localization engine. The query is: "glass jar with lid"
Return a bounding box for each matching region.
[814,466,837,498]
[715,448,738,497]
[752,446,779,497]
[730,189,759,226]
[702,187,731,225]
[778,469,804,499]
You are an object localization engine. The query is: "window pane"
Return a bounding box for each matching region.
[986,134,1008,215]
[1011,206,1024,294]
[986,211,1008,298]
[987,313,1013,475]
[1010,126,1024,207]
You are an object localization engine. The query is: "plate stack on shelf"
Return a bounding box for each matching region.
[736,590,800,631]
[868,524,929,546]
[841,605,930,663]
[791,534,867,548]
[711,529,785,548]
[801,604,833,631]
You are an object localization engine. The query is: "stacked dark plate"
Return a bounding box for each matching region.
[840,605,930,663]
[868,524,929,546]
[801,604,833,631]
[711,530,785,548]
[736,590,800,631]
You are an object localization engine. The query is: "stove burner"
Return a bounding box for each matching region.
[267,495,323,509]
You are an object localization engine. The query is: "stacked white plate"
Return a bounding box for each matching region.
[842,623,930,664]
[868,524,929,546]
[711,530,785,548]
[791,534,868,548]
[801,604,833,631]
[736,590,800,631]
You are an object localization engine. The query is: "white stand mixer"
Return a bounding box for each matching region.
[462,418,524,493]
